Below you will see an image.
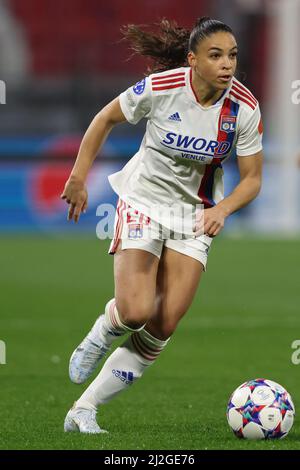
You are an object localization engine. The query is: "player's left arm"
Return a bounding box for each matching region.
[194,150,263,237]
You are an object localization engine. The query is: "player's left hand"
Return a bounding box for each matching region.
[193,206,227,238]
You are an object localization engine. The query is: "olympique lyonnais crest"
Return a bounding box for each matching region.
[128,224,143,239]
[220,116,237,133]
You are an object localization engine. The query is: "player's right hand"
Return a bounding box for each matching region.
[60,177,88,223]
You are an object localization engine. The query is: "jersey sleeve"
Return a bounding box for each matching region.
[119,77,152,125]
[236,104,263,157]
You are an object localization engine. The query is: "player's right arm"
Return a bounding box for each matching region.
[60,97,127,223]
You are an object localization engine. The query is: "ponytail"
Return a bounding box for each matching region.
[121,17,234,74]
[121,19,189,74]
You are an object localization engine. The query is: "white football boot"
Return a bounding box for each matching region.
[64,405,108,434]
[69,315,110,384]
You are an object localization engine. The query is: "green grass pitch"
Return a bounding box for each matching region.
[0,235,299,450]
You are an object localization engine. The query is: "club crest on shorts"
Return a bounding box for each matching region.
[220,115,236,133]
[128,224,143,239]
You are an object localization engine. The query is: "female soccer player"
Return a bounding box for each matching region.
[61,17,263,433]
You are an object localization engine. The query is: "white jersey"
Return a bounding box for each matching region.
[108,67,263,235]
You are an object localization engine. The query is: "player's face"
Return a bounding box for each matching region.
[188,32,238,90]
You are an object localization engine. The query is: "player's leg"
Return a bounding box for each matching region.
[93,247,204,405]
[65,213,210,433]
[68,242,159,382]
[69,199,160,384]
[68,247,204,434]
[65,242,162,433]
[146,246,203,341]
[145,235,212,340]
[113,244,159,328]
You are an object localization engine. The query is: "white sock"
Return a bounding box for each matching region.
[99,298,144,348]
[75,329,170,411]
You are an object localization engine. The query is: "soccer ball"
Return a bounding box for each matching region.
[227,379,295,439]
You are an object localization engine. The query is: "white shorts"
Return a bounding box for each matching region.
[108,199,213,270]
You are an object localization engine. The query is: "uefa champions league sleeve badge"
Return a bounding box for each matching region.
[133,78,146,95]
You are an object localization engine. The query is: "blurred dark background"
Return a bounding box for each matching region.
[0,0,298,234]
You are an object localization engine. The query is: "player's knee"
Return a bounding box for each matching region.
[149,318,178,340]
[149,303,185,339]
[159,321,178,339]
[116,298,154,329]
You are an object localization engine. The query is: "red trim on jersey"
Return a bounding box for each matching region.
[197,97,234,207]
[232,82,257,104]
[152,82,186,91]
[197,165,215,208]
[189,68,200,103]
[151,77,186,86]
[232,79,257,102]
[152,72,185,82]
[229,90,256,110]
[231,84,257,106]
[212,97,233,165]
